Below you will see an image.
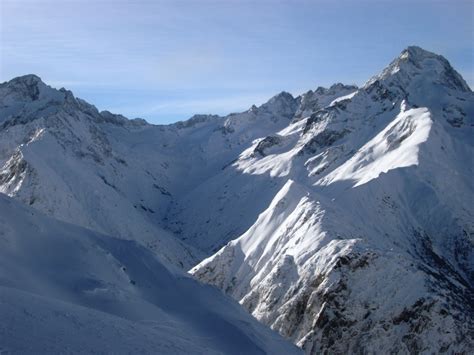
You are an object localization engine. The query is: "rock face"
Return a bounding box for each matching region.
[191,47,474,354]
[1,46,473,353]
[294,83,358,121]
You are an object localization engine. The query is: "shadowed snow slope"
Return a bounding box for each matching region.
[0,193,300,354]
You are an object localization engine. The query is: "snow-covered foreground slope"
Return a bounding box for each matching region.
[191,47,474,353]
[0,193,300,354]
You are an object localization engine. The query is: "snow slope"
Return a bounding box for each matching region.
[0,193,300,354]
[191,47,474,353]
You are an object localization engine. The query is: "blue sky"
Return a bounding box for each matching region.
[1,0,472,124]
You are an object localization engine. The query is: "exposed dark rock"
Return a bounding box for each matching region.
[253,135,283,156]
[298,129,349,155]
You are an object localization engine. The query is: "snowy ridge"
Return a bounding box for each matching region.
[319,101,433,187]
[295,84,358,121]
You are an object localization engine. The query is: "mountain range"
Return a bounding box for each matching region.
[0,46,472,353]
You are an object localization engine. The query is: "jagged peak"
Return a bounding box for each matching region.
[329,82,358,91]
[268,91,295,102]
[173,114,221,129]
[7,74,43,85]
[0,75,147,128]
[403,45,438,60]
[260,91,298,115]
[364,46,471,93]
[248,104,259,113]
[306,83,358,97]
[292,83,358,121]
[98,110,148,127]
[0,74,53,102]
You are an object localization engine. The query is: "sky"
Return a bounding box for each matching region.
[1,0,473,124]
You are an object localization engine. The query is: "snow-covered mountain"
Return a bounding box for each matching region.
[191,46,474,353]
[0,193,300,354]
[1,46,473,353]
[0,74,204,269]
